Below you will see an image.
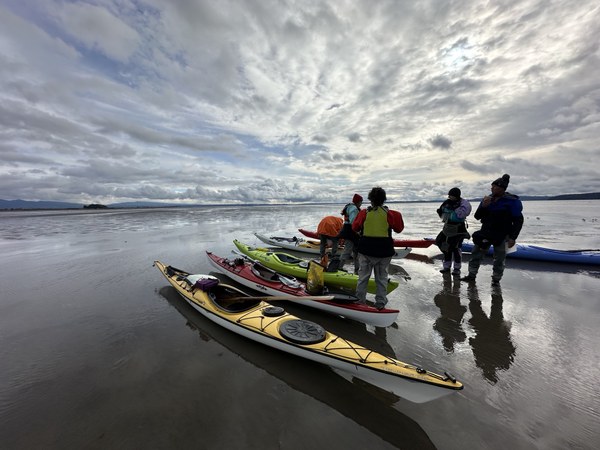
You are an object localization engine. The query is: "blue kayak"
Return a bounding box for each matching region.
[461,242,600,265]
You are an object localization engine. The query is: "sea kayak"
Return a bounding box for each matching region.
[298,228,435,248]
[254,233,412,259]
[461,242,600,265]
[154,261,463,403]
[206,251,400,327]
[234,240,399,295]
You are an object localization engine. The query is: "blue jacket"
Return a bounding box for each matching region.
[474,192,524,242]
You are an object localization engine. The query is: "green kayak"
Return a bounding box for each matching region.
[233,240,399,295]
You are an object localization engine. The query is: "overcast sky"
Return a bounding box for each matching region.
[1,0,599,204]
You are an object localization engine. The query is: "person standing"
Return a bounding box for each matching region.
[435,187,472,276]
[338,193,363,273]
[352,187,404,310]
[461,174,524,285]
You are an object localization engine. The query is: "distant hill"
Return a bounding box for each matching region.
[548,192,600,200]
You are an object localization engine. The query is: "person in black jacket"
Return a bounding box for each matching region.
[461,174,524,285]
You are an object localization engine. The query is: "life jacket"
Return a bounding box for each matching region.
[362,206,390,237]
[357,206,395,257]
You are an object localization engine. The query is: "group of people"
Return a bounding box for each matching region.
[436,173,524,286]
[316,174,524,310]
[317,187,404,310]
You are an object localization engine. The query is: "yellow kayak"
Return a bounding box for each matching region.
[154,260,463,403]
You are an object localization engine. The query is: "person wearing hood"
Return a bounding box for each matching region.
[461,174,524,286]
[338,193,363,274]
[435,187,472,276]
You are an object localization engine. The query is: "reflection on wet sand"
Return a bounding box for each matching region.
[160,286,437,449]
[466,285,516,384]
[388,262,411,280]
[455,252,600,278]
[433,275,467,353]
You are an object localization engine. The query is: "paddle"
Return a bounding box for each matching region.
[225,295,335,302]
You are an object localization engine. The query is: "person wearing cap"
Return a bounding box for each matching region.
[338,193,363,273]
[352,187,404,310]
[435,187,472,276]
[461,174,524,285]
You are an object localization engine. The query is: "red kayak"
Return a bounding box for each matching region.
[206,251,399,327]
[298,228,435,248]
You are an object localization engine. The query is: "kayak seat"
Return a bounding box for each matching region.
[276,254,304,265]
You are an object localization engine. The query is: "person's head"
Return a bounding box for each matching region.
[491,174,510,196]
[367,187,386,207]
[352,193,363,206]
[448,187,461,200]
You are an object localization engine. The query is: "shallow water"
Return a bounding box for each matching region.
[1,201,599,449]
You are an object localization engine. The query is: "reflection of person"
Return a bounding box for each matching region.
[316,215,343,260]
[461,174,524,286]
[435,187,472,276]
[352,187,404,310]
[433,276,467,352]
[467,285,516,384]
[339,193,363,274]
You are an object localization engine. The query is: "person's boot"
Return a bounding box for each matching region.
[439,261,452,274]
[460,273,476,282]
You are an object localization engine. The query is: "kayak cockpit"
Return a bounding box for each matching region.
[206,284,262,313]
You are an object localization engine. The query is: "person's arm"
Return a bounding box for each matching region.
[352,209,366,233]
[508,200,524,243]
[436,201,446,218]
[454,199,472,220]
[388,210,404,233]
[473,198,489,220]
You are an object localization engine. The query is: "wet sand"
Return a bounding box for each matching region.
[1,204,599,449]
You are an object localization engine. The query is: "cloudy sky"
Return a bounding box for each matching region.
[1,0,599,204]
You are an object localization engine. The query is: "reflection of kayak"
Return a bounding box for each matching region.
[298,228,435,248]
[254,233,411,259]
[206,251,399,327]
[161,291,439,449]
[234,240,399,295]
[154,261,463,403]
[461,242,600,265]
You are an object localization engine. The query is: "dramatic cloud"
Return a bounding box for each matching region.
[1,0,599,204]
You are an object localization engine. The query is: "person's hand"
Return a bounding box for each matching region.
[481,195,492,207]
[507,238,516,248]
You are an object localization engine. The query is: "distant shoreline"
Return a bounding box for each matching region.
[1,192,599,211]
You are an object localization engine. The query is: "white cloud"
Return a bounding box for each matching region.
[0,0,599,204]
